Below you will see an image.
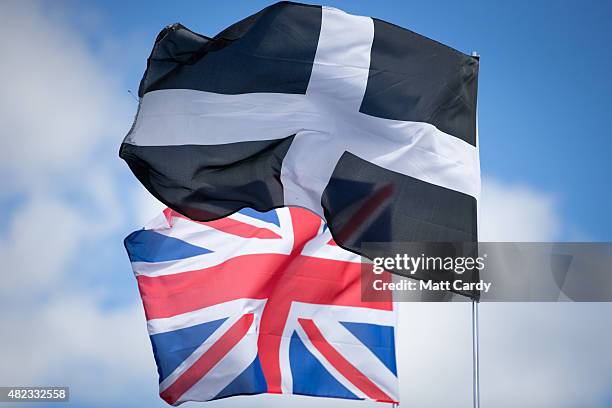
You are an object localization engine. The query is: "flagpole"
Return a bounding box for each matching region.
[470,50,481,408]
[471,300,481,408]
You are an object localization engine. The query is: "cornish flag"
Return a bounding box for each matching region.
[120,1,480,261]
[125,207,399,405]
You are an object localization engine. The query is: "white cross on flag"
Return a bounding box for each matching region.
[120,1,480,268]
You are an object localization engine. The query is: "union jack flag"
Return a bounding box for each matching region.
[125,206,399,405]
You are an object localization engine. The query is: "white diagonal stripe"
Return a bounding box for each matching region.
[293,323,368,399]
[314,318,399,401]
[176,330,259,403]
[157,299,265,396]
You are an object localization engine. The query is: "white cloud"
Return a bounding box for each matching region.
[394,302,612,408]
[479,303,612,408]
[479,178,561,241]
[0,2,151,404]
[395,303,473,406]
[0,294,163,407]
[0,172,126,297]
[0,0,132,182]
[0,195,84,296]
[0,0,130,297]
[133,186,167,227]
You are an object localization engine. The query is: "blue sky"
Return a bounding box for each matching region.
[0,1,611,407]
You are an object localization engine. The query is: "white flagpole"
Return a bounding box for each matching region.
[471,50,481,408]
[471,300,481,408]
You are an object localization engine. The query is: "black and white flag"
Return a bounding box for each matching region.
[120,1,480,260]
